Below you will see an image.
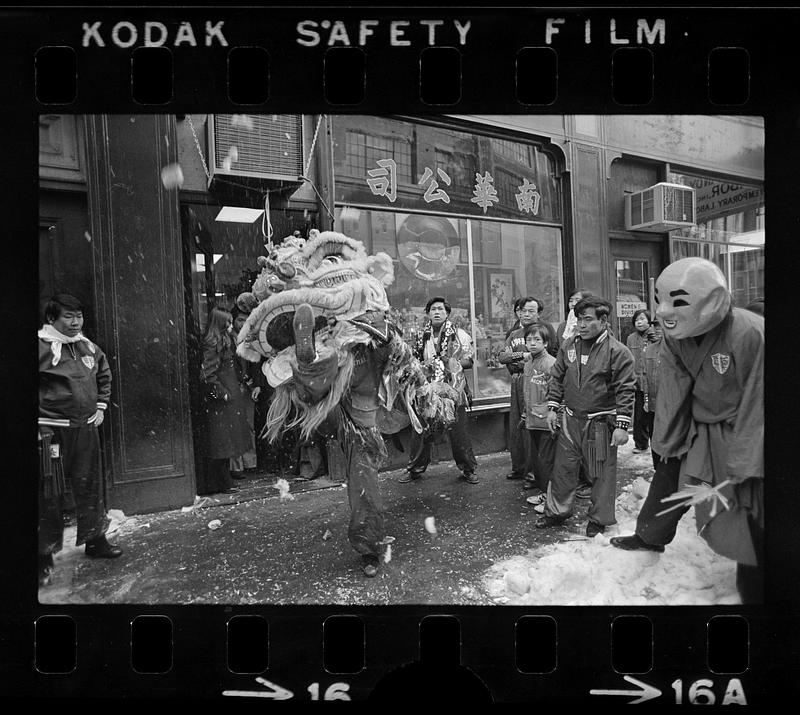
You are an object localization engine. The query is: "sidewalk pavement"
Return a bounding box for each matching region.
[39,442,658,605]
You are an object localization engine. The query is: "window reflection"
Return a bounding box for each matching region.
[335,207,563,403]
[669,171,764,308]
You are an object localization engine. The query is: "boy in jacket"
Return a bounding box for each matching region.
[536,296,636,537]
[38,294,120,586]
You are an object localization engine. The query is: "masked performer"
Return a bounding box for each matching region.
[236,230,449,578]
[611,258,764,604]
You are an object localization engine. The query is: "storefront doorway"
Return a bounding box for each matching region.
[610,238,664,344]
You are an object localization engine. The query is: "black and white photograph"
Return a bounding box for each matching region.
[37,113,764,607]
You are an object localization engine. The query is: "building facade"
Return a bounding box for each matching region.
[38,113,764,513]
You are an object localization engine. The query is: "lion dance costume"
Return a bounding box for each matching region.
[236,230,458,576]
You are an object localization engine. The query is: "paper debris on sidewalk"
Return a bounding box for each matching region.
[273,478,295,501]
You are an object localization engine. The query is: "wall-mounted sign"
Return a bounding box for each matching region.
[677,176,763,222]
[365,159,543,218]
[616,300,646,318]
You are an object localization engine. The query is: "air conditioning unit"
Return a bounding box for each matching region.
[207,114,305,185]
[625,182,696,233]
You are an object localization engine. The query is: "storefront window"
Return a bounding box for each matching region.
[335,207,563,404]
[331,116,565,406]
[669,172,764,307]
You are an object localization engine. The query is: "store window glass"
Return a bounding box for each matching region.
[669,172,764,307]
[331,116,562,224]
[335,207,563,404]
[614,259,650,346]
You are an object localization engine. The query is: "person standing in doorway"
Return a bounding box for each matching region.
[199,308,252,495]
[401,296,478,484]
[38,293,121,587]
[499,296,558,483]
[535,296,636,537]
[230,305,259,478]
[627,309,658,454]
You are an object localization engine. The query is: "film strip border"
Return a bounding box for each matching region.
[34,44,751,108]
[15,8,786,112]
[20,610,784,702]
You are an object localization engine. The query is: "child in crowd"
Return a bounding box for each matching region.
[521,324,558,507]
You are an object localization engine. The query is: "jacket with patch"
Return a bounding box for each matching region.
[39,338,112,428]
[546,330,636,425]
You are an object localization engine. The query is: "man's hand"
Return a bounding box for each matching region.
[94,410,105,427]
[610,428,628,446]
[546,410,559,434]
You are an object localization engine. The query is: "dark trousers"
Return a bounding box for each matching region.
[508,374,532,477]
[634,457,686,545]
[637,458,764,604]
[527,429,557,492]
[198,458,233,495]
[545,413,619,526]
[334,437,385,560]
[39,425,109,555]
[736,515,764,604]
[633,390,653,450]
[408,404,477,476]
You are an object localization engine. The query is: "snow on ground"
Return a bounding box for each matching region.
[483,476,740,606]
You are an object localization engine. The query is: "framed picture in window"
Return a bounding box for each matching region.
[488,270,515,321]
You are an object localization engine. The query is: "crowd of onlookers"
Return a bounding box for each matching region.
[38,259,764,593]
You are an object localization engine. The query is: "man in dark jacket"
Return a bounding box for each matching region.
[38,293,121,587]
[536,295,636,537]
[499,296,558,483]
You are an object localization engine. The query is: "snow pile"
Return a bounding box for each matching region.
[484,479,740,606]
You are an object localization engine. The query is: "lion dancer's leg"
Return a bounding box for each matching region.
[341,437,386,577]
[293,304,386,578]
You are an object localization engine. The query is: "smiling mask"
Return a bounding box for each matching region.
[655,258,731,339]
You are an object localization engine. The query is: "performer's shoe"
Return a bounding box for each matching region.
[362,556,380,578]
[609,534,665,553]
[586,521,605,538]
[523,476,538,489]
[505,472,524,480]
[462,472,479,484]
[399,471,422,483]
[526,493,545,506]
[576,485,592,500]
[534,514,565,529]
[293,303,317,364]
[84,535,123,559]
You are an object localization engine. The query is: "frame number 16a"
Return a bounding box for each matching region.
[672,678,747,705]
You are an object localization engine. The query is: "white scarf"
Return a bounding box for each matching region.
[38,324,95,366]
[562,310,578,340]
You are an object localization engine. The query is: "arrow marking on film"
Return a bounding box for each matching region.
[590,675,661,704]
[222,677,294,699]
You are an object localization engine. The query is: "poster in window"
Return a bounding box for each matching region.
[488,270,515,321]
